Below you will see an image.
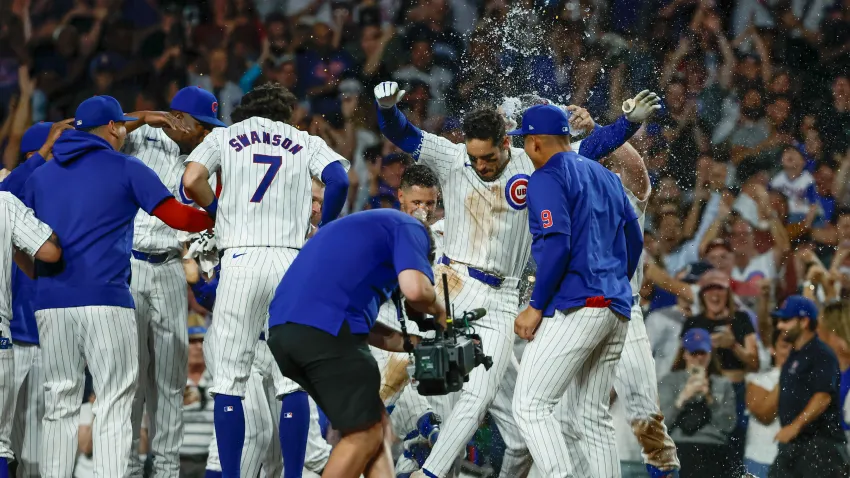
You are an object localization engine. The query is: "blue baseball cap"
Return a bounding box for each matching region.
[74,96,137,129]
[682,328,712,354]
[20,122,53,154]
[170,87,227,128]
[507,104,570,136]
[772,295,819,321]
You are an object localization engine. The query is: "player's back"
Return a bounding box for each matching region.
[269,209,432,335]
[532,152,633,316]
[190,117,343,250]
[24,130,172,310]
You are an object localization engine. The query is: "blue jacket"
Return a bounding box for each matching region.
[24,130,172,310]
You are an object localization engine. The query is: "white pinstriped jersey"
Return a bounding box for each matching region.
[185,117,348,250]
[0,192,53,323]
[626,187,649,296]
[123,125,185,254]
[416,133,534,279]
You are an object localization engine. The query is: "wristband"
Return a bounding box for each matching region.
[204,196,218,219]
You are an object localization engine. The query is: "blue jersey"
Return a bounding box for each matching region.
[526,151,641,318]
[1,153,48,344]
[23,130,172,310]
[269,209,434,336]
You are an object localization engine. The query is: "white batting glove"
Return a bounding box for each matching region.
[374,81,406,109]
[622,90,662,123]
[184,230,217,259]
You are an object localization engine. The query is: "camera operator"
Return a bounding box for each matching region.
[658,328,737,477]
[766,296,850,478]
[266,209,446,478]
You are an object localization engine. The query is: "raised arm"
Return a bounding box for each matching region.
[574,90,661,161]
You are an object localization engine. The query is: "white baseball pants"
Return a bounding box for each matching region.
[37,306,139,478]
[11,342,43,477]
[551,302,679,474]
[421,263,530,478]
[207,247,297,398]
[514,307,628,478]
[0,320,13,461]
[205,340,331,476]
[127,256,189,477]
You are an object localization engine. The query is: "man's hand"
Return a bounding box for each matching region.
[374,81,406,109]
[143,112,190,132]
[623,90,662,123]
[515,306,543,340]
[39,119,75,159]
[775,422,801,444]
[567,105,595,134]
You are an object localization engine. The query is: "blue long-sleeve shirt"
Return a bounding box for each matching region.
[376,105,641,162]
[527,151,641,318]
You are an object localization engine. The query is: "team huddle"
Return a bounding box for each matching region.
[0,76,675,478]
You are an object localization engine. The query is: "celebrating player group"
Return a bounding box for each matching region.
[0,52,677,478]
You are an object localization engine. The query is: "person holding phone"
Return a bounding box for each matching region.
[659,328,737,477]
[679,269,760,472]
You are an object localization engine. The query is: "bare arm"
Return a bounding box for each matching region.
[747,381,779,425]
[3,67,34,170]
[716,31,737,90]
[645,262,695,303]
[13,249,35,279]
[789,392,833,432]
[604,142,650,202]
[368,322,421,353]
[731,334,760,372]
[182,162,215,208]
[398,269,446,328]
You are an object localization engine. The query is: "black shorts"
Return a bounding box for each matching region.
[268,321,383,435]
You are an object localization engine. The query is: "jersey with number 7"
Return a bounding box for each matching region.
[185,117,347,249]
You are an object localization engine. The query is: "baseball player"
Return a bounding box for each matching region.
[374,81,652,478]
[509,104,645,478]
[554,141,680,477]
[0,191,61,478]
[1,120,70,478]
[22,95,214,478]
[181,82,349,477]
[120,86,227,478]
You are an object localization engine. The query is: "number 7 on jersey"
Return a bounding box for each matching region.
[250,154,282,203]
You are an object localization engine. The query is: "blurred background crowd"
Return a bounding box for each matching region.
[3,0,850,476]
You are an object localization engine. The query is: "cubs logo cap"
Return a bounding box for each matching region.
[170,86,227,128]
[682,328,712,354]
[74,96,137,129]
[507,104,570,136]
[20,122,53,153]
[772,295,819,321]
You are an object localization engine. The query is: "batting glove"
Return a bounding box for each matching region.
[374,81,406,109]
[623,90,662,123]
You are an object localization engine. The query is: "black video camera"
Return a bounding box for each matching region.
[399,274,494,396]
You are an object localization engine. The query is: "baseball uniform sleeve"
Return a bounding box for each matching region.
[393,224,435,284]
[121,127,146,157]
[124,156,174,214]
[576,116,640,161]
[1,193,53,256]
[307,135,350,177]
[185,129,223,173]
[527,168,571,238]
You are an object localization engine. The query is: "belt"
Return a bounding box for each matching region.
[132,250,173,264]
[438,256,504,288]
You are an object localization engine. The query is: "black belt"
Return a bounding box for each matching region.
[438,255,504,288]
[132,250,172,264]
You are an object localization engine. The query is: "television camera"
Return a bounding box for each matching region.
[396,273,494,396]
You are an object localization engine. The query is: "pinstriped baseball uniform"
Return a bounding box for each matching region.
[409,132,533,478]
[554,186,680,472]
[205,340,331,476]
[184,117,348,399]
[121,124,192,477]
[0,193,53,463]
